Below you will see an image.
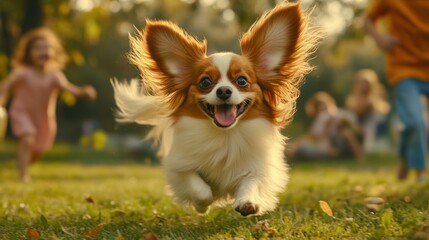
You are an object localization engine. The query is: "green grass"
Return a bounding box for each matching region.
[0,145,429,239]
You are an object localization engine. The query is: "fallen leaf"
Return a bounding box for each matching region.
[319,201,334,217]
[253,220,277,237]
[253,220,270,230]
[413,231,429,240]
[85,196,95,203]
[145,232,159,240]
[403,195,412,203]
[366,203,380,213]
[85,223,106,238]
[421,225,429,233]
[61,226,77,237]
[365,197,385,205]
[26,227,41,239]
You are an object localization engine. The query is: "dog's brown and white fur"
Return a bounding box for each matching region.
[113,2,319,216]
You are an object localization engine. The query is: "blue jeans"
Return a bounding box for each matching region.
[394,78,429,170]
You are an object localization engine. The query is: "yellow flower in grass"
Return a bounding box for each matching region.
[92,130,107,150]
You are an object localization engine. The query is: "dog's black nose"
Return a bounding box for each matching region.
[216,86,232,101]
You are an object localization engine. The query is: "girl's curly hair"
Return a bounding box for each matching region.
[12,27,68,70]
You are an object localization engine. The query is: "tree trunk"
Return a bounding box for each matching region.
[21,0,44,34]
[0,11,12,71]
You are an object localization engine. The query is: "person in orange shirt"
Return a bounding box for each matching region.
[364,0,429,182]
[0,28,97,182]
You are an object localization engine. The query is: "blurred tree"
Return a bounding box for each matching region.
[21,0,44,33]
[0,0,385,140]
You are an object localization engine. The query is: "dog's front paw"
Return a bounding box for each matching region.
[194,204,210,214]
[234,201,259,216]
[192,188,213,214]
[189,174,213,214]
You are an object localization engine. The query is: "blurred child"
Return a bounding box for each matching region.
[345,69,390,152]
[0,28,97,182]
[287,91,363,161]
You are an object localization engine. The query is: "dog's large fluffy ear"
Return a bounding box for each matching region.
[240,3,319,125]
[129,20,206,98]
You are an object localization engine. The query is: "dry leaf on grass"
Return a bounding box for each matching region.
[403,195,412,203]
[319,201,334,217]
[413,231,429,240]
[85,223,106,238]
[85,195,95,203]
[365,197,385,205]
[253,220,277,237]
[413,225,429,240]
[61,226,77,237]
[421,225,429,233]
[26,227,41,239]
[366,203,380,213]
[145,232,159,240]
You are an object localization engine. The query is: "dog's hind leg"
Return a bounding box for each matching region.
[166,171,213,214]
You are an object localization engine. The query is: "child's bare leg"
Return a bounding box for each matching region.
[30,151,42,164]
[17,135,35,182]
[340,128,364,161]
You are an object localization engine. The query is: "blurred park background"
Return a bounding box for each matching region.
[3,1,429,239]
[0,0,385,158]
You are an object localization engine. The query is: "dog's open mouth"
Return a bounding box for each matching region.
[199,100,250,128]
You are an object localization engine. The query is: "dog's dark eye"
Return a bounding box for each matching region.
[236,76,248,87]
[199,77,212,90]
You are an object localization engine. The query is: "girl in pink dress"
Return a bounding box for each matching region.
[0,28,96,182]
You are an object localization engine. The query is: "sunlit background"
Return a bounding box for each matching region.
[0,0,386,153]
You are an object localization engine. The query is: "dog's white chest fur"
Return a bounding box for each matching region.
[162,117,288,214]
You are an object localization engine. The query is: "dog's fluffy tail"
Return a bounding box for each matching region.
[111,79,169,125]
[112,79,173,156]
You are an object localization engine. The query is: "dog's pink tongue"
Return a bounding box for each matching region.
[214,105,236,127]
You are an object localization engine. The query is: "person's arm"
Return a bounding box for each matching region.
[0,71,20,107]
[57,72,97,101]
[364,15,399,52]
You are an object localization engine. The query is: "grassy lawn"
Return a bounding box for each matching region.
[1,144,429,239]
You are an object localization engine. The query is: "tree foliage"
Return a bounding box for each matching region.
[0,0,385,139]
